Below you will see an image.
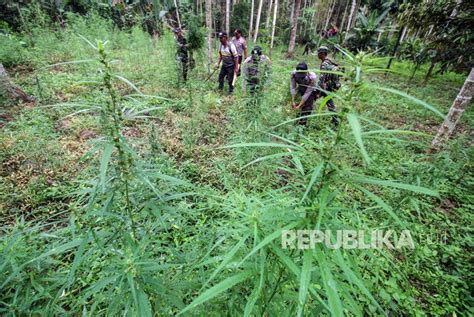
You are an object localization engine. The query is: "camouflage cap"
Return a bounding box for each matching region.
[317,46,329,54]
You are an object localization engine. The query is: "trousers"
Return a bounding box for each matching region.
[218,63,235,93]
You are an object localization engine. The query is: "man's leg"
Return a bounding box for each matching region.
[298,94,315,126]
[237,56,243,76]
[218,65,227,91]
[182,56,188,82]
[227,65,235,94]
[326,96,339,126]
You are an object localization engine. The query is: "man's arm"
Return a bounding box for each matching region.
[243,40,248,59]
[298,74,317,108]
[231,44,239,72]
[298,79,315,108]
[290,74,297,108]
[216,49,222,68]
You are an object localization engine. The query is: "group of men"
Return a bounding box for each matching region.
[215,30,271,95]
[173,28,340,127]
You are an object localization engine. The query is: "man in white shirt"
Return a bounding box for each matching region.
[217,32,239,94]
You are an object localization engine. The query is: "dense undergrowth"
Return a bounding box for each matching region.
[1,11,473,316]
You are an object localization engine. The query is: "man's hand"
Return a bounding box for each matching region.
[292,102,298,109]
[214,63,220,69]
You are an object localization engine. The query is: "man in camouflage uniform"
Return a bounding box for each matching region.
[242,46,271,95]
[317,46,340,126]
[174,28,189,82]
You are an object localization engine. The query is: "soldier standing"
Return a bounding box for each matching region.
[290,62,318,126]
[317,46,340,126]
[216,32,239,94]
[242,46,272,95]
[173,28,189,82]
[231,29,248,76]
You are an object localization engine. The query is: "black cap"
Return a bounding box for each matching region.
[296,62,308,71]
[218,32,228,38]
[252,46,262,55]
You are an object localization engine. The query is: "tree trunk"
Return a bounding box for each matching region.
[253,0,264,43]
[265,0,274,30]
[205,0,213,73]
[386,27,403,70]
[287,0,302,58]
[270,0,279,56]
[430,68,473,151]
[346,0,356,33]
[399,26,408,43]
[0,63,35,103]
[423,60,436,84]
[225,0,230,34]
[450,0,462,18]
[249,0,255,38]
[324,0,335,30]
[173,0,182,28]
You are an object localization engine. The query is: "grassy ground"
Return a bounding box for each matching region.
[1,13,473,316]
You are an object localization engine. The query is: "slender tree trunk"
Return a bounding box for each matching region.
[324,0,335,30]
[346,0,356,33]
[450,0,462,18]
[173,0,181,28]
[270,0,279,56]
[253,0,264,43]
[266,0,274,30]
[399,26,408,43]
[287,0,302,58]
[225,0,230,34]
[206,0,213,72]
[289,0,295,25]
[339,1,348,30]
[0,63,35,103]
[423,60,436,84]
[311,0,318,35]
[249,0,255,38]
[351,0,360,28]
[430,68,473,151]
[386,27,403,70]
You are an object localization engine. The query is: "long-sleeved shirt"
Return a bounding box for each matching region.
[290,71,317,102]
[242,55,272,91]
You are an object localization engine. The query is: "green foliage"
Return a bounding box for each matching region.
[0,11,472,317]
[345,8,390,52]
[184,15,204,52]
[230,2,250,36]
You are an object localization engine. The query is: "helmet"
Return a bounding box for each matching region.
[317,46,329,54]
[252,46,262,56]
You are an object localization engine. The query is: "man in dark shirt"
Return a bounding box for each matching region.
[173,28,189,82]
[216,32,239,94]
[290,62,318,126]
